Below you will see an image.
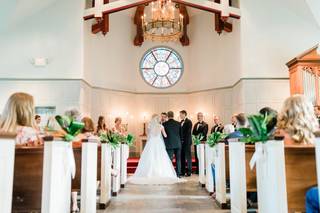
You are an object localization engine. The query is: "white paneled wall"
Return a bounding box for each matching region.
[0,78,290,153]
[0,80,81,114]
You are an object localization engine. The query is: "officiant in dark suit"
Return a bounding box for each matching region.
[163,111,182,177]
[192,112,208,174]
[180,110,193,177]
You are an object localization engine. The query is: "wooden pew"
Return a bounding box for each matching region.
[12,146,44,211]
[72,143,102,192]
[285,145,317,212]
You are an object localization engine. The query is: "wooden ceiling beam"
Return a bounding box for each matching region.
[84,0,240,20]
[91,0,110,35]
[179,5,190,46]
[133,5,145,46]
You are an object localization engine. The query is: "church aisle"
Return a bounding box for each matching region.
[98,176,230,213]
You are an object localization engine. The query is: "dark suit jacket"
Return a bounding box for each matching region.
[163,119,182,150]
[211,124,224,133]
[181,118,193,146]
[192,121,209,141]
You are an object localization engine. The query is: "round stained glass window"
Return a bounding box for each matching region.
[140,47,183,88]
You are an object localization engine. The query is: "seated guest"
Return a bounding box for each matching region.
[65,108,81,122]
[277,95,318,145]
[0,92,41,146]
[211,116,224,133]
[35,114,41,131]
[192,112,208,174]
[306,187,319,213]
[96,115,108,135]
[44,116,67,138]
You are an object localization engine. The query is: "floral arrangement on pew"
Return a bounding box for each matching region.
[99,131,122,149]
[239,113,275,144]
[207,132,227,148]
[192,134,204,146]
[55,115,85,141]
[124,133,135,147]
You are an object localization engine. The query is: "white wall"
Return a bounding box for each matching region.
[84,10,191,93]
[240,0,320,78]
[0,0,84,79]
[188,12,241,90]
[0,80,81,114]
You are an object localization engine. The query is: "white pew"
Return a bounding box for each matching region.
[80,138,98,213]
[315,138,320,209]
[99,143,112,209]
[214,143,227,207]
[197,143,206,187]
[120,143,129,188]
[0,134,16,213]
[112,146,121,196]
[41,137,74,213]
[253,141,288,213]
[205,144,216,193]
[229,140,247,213]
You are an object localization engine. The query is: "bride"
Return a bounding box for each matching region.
[128,114,181,184]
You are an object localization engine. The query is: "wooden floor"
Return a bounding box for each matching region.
[99,175,229,213]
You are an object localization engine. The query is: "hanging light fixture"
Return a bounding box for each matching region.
[142,0,184,42]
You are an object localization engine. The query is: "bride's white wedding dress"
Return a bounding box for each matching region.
[128,119,180,185]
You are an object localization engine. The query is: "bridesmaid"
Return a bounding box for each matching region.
[112,117,126,136]
[96,116,108,136]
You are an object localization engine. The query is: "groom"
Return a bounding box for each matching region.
[163,111,182,178]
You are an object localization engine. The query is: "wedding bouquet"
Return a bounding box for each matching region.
[55,115,84,141]
[207,132,227,148]
[239,113,275,144]
[192,134,204,146]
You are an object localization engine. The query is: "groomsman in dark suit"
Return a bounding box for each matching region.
[192,112,208,174]
[163,111,182,177]
[180,110,193,177]
[211,116,224,133]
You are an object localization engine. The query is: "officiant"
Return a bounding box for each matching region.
[192,112,208,174]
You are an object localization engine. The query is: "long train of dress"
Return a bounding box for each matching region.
[128,128,183,185]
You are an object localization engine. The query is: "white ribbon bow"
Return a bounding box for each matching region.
[63,142,76,179]
[249,145,265,170]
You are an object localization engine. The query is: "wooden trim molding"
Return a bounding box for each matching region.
[0,77,289,95]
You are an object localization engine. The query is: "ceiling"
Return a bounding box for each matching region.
[1,0,319,28]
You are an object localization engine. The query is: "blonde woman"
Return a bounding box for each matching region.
[0,92,41,146]
[277,95,319,145]
[112,117,126,136]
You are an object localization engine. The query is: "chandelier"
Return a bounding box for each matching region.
[142,0,184,42]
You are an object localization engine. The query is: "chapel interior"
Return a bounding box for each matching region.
[0,0,320,212]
